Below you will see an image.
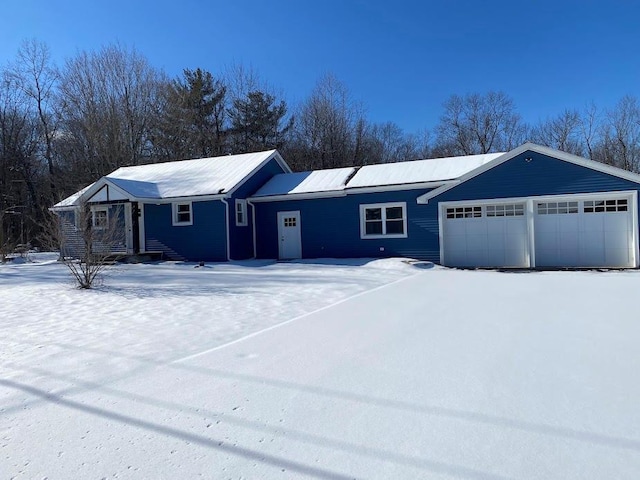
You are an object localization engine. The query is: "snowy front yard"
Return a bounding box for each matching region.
[1,256,639,479]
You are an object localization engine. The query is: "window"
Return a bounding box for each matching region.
[360,202,407,239]
[172,202,192,226]
[486,203,525,217]
[283,216,297,227]
[537,201,578,215]
[235,199,248,226]
[92,207,108,229]
[584,199,627,213]
[445,206,482,219]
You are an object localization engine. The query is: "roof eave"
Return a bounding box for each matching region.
[250,190,347,202]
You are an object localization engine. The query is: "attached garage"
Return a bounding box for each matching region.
[533,193,636,268]
[441,201,529,268]
[439,192,638,269]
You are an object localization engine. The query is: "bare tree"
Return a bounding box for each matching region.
[57,44,163,186]
[529,109,584,155]
[434,91,525,156]
[0,71,41,249]
[45,201,126,288]
[8,39,59,203]
[363,122,431,164]
[596,95,640,172]
[580,102,601,160]
[288,73,366,170]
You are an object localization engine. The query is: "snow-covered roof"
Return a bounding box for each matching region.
[253,167,355,197]
[347,152,504,189]
[53,150,284,208]
[53,183,95,208]
[106,150,280,198]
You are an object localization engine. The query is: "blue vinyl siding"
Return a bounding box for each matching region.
[228,157,287,260]
[435,151,640,202]
[254,189,440,262]
[144,200,227,261]
[254,150,640,264]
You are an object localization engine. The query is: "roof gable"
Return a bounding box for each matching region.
[53,150,290,208]
[417,143,640,204]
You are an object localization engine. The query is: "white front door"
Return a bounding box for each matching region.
[277,211,302,260]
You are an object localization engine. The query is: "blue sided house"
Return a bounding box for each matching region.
[52,150,290,262]
[53,143,640,269]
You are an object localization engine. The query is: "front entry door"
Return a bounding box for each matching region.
[277,211,302,259]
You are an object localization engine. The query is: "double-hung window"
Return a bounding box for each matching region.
[360,202,407,239]
[236,199,248,226]
[92,207,108,229]
[172,202,193,226]
[91,207,109,230]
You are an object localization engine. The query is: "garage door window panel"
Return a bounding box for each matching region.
[538,201,578,215]
[584,199,627,213]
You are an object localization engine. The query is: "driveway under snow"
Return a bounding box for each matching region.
[1,256,639,479]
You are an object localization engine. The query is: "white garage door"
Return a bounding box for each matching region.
[442,203,529,268]
[534,196,635,268]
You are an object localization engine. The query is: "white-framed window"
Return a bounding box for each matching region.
[235,199,248,226]
[92,207,108,229]
[360,202,407,239]
[172,202,192,226]
[584,198,628,213]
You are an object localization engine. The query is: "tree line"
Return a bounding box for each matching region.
[1,39,639,249]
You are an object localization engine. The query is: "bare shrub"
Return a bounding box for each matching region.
[43,202,126,288]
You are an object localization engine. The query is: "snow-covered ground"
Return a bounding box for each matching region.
[1,255,639,479]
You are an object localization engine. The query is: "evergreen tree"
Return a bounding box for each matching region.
[153,68,227,160]
[228,90,292,153]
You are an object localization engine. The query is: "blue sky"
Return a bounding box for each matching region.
[1,0,638,133]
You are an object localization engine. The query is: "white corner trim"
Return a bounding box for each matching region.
[247,198,257,259]
[138,202,146,253]
[220,198,231,261]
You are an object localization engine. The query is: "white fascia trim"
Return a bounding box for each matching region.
[346,180,453,195]
[250,191,348,202]
[418,142,640,205]
[437,190,638,208]
[49,205,76,212]
[141,194,224,204]
[225,151,292,198]
[249,180,453,203]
